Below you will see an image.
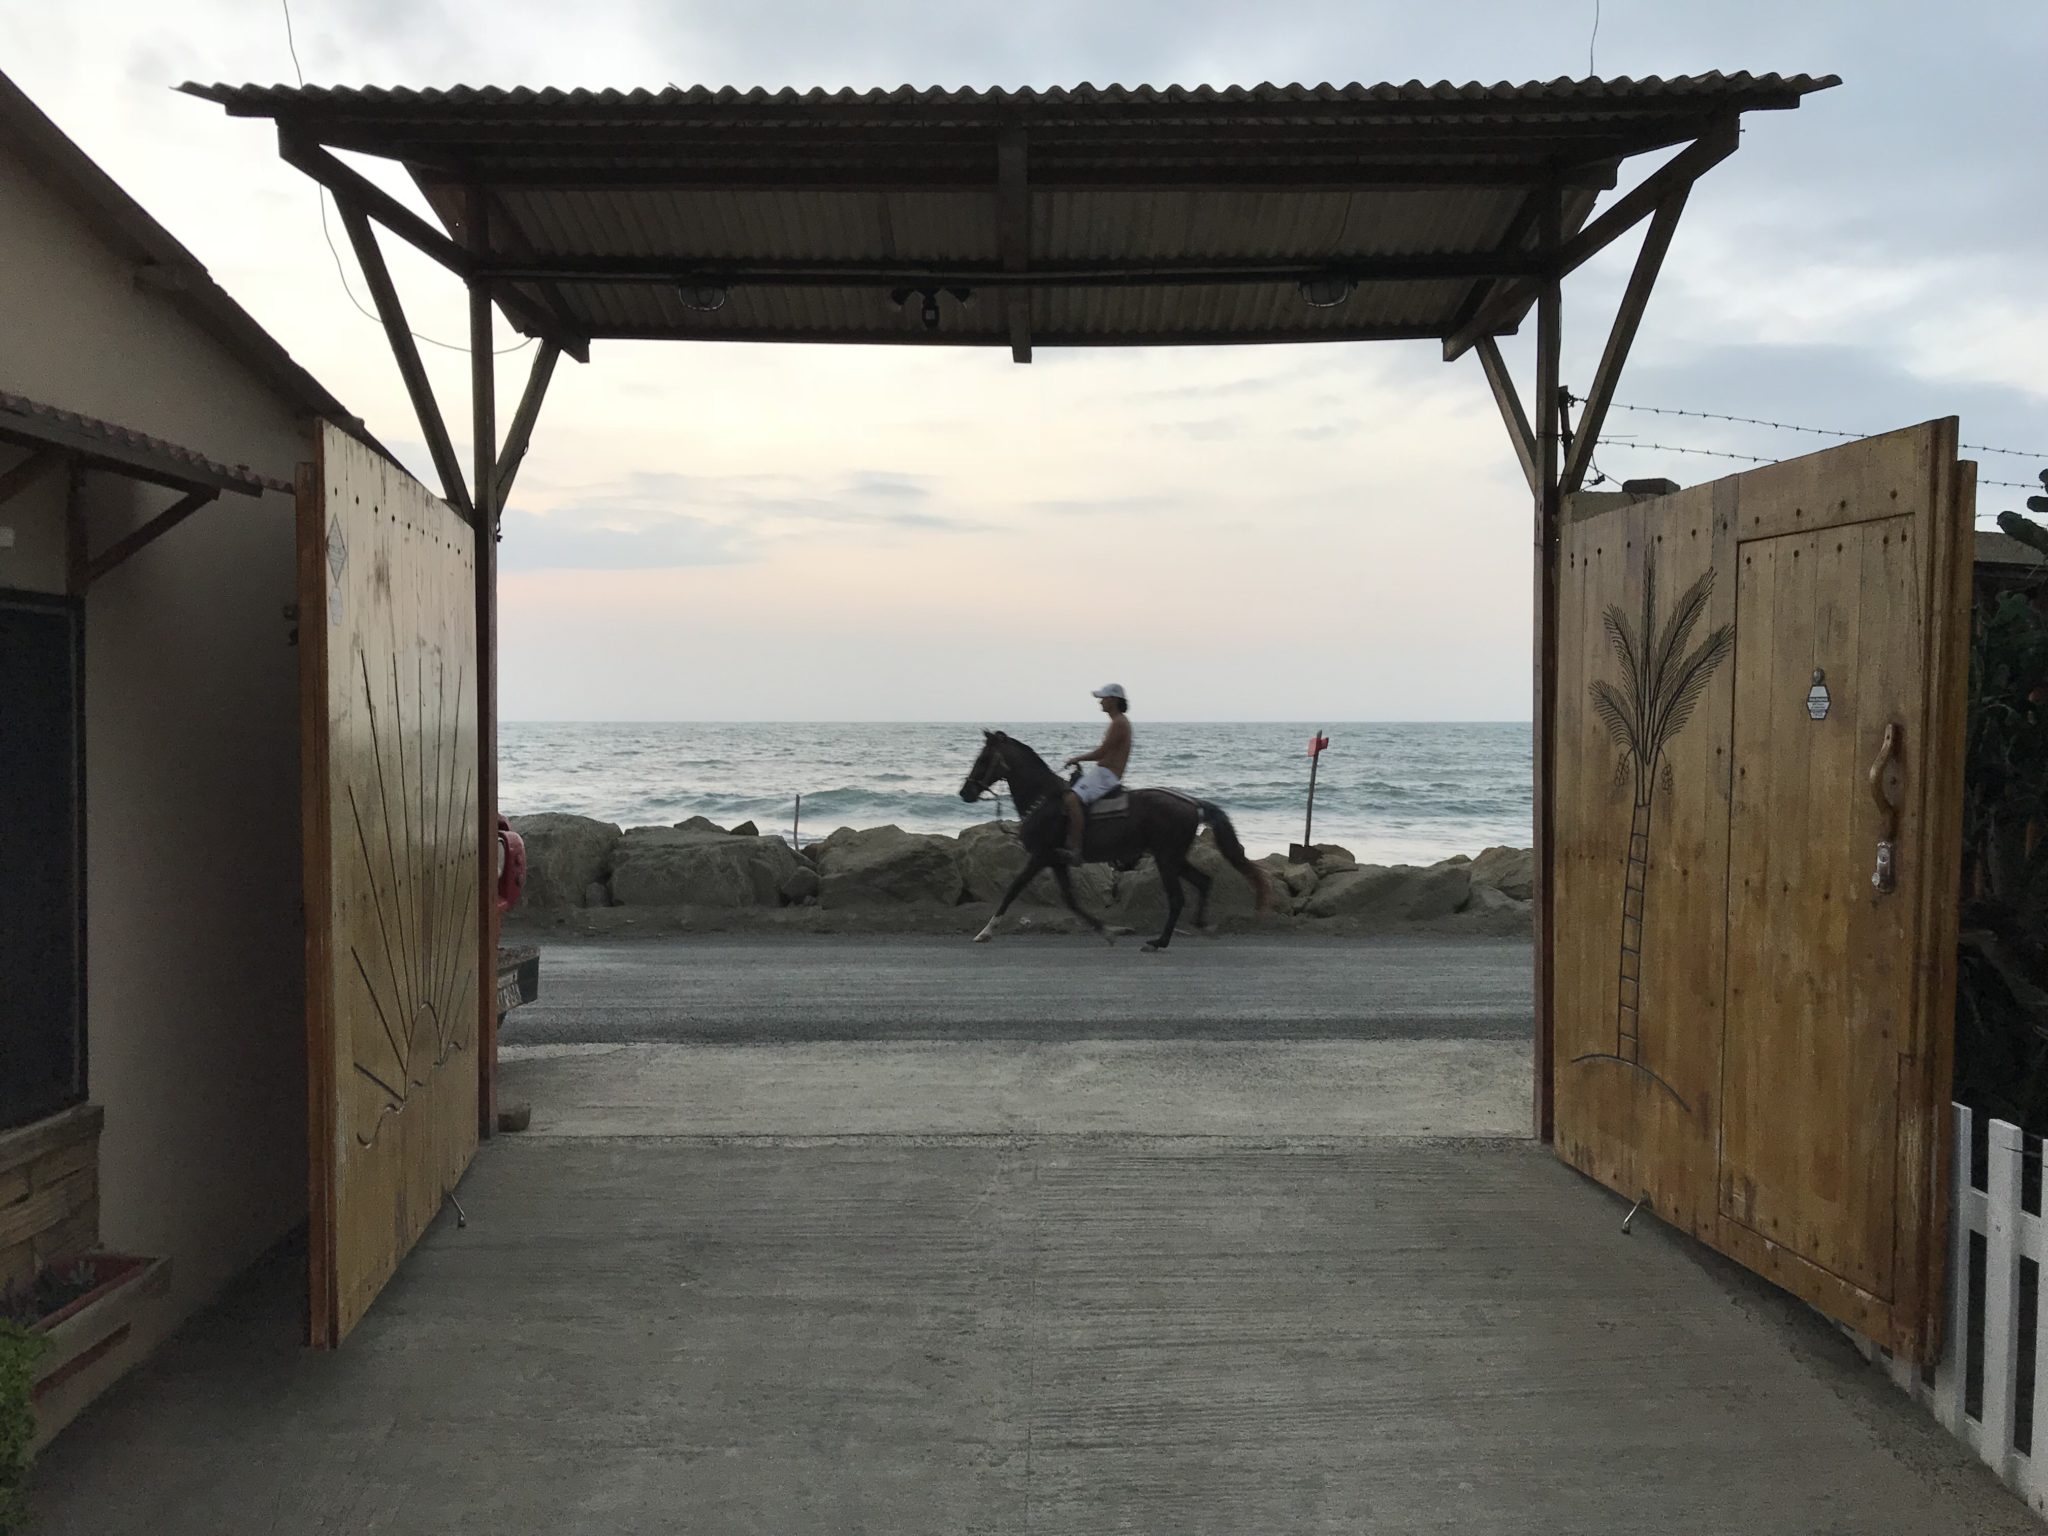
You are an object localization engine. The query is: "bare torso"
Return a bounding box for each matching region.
[1095,714,1133,778]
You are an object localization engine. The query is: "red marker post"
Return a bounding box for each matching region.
[1303,730,1331,850]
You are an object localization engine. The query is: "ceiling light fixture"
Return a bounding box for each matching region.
[1298,276,1356,309]
[678,282,729,312]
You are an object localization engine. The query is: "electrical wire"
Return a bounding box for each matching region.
[1588,0,1601,77]
[279,0,533,357]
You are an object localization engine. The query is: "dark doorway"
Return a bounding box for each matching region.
[0,589,85,1129]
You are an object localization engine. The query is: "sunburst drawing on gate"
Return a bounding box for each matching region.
[1574,550,1732,1112]
[348,635,475,1150]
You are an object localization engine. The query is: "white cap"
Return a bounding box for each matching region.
[1092,683,1127,701]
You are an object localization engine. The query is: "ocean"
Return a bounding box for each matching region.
[499,721,1532,865]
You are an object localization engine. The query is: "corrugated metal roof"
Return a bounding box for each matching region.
[184,73,1835,353]
[0,391,291,495]
[184,74,1836,116]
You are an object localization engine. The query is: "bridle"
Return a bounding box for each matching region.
[963,737,1008,803]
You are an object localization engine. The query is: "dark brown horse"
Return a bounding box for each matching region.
[958,730,1268,952]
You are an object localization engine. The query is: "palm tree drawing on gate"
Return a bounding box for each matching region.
[1573,551,1731,1111]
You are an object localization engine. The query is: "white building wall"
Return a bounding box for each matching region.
[0,144,309,1352]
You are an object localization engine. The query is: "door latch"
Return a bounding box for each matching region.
[1868,723,1904,893]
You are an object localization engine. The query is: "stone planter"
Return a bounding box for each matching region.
[28,1252,170,1451]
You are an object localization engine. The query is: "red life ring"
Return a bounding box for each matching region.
[496,815,526,912]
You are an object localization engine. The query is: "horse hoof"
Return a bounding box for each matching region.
[1141,941,1164,954]
[973,928,994,944]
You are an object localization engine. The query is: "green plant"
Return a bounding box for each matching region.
[0,1320,42,1536]
[1955,482,2048,1131]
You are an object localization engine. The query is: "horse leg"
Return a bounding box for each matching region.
[1144,850,1186,953]
[1181,859,1216,934]
[1050,861,1113,946]
[975,856,1044,943]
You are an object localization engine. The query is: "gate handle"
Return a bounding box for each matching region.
[1868,723,1904,893]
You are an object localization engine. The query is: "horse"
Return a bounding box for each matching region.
[958,730,1268,953]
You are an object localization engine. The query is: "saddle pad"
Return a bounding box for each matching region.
[1087,789,1131,819]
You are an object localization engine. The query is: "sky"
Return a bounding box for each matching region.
[3,1,2044,721]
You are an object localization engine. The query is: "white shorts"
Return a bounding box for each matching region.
[1072,763,1122,805]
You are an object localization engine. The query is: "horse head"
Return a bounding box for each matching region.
[960,730,1006,803]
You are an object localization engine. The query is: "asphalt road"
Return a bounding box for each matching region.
[503,934,1533,1045]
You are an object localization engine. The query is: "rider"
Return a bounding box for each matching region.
[1055,684,1132,866]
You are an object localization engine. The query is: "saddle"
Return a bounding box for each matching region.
[1085,788,1132,822]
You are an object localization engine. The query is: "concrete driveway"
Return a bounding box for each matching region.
[28,936,2032,1533]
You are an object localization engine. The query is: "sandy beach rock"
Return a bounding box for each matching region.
[1303,860,1471,923]
[780,865,821,904]
[508,813,622,909]
[672,815,728,837]
[957,821,1114,909]
[1469,845,1536,902]
[611,827,801,908]
[815,824,965,907]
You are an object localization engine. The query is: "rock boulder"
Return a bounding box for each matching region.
[1447,882,1534,936]
[1113,838,1274,928]
[957,821,1113,909]
[1302,859,1472,924]
[610,826,802,908]
[814,824,965,907]
[1469,845,1536,902]
[508,813,622,909]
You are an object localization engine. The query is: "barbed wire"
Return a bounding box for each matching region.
[1598,436,2037,495]
[1611,402,2047,462]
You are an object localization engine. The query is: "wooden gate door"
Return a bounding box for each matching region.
[300,422,481,1346]
[1554,420,1973,1359]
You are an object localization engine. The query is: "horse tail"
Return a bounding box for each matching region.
[1197,801,1269,914]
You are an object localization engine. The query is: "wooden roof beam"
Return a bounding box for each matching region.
[493,340,561,510]
[281,130,474,277]
[1561,185,1692,494]
[335,202,472,518]
[0,447,66,508]
[79,487,219,587]
[410,162,1623,193]
[998,127,1031,364]
[1475,337,1539,498]
[486,252,1547,287]
[1442,121,1737,361]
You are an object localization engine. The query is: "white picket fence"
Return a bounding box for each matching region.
[1849,1103,2048,1516]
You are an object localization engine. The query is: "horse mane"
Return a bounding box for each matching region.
[991,731,1065,810]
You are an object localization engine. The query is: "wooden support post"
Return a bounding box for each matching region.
[1531,192,1563,1144]
[80,487,218,587]
[335,201,472,519]
[469,190,500,1142]
[1475,337,1539,498]
[998,128,1032,364]
[63,462,86,598]
[0,447,64,508]
[493,340,560,511]
[1561,187,1691,493]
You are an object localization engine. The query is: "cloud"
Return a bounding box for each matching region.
[497,508,743,570]
[499,465,984,568]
